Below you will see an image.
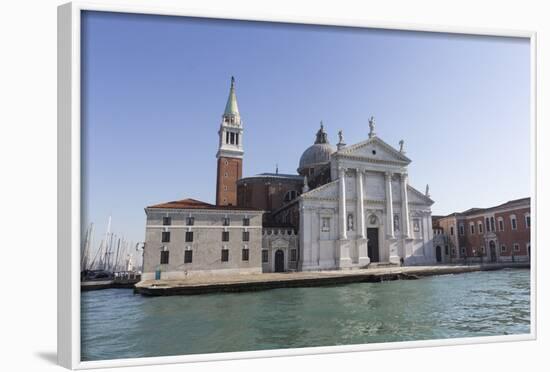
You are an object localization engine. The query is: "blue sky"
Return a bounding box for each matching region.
[81,11,530,247]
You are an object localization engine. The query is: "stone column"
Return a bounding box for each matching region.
[339,167,347,240]
[299,205,312,270]
[385,172,394,238]
[400,173,410,238]
[338,167,352,268]
[356,168,365,239]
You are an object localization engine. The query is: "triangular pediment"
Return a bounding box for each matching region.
[271,237,290,248]
[301,179,339,200]
[407,185,434,205]
[335,137,411,164]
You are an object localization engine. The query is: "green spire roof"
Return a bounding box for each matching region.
[224,76,240,116]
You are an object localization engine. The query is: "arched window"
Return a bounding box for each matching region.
[498,217,504,231]
[510,214,517,230]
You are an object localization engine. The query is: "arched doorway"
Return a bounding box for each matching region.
[274,250,285,272]
[489,240,497,262]
[436,246,442,263]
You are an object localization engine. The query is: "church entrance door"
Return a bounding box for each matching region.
[367,228,379,262]
[274,250,285,272]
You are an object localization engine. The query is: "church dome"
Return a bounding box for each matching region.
[298,123,335,171]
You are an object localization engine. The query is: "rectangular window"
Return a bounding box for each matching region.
[221,249,229,262]
[230,132,235,144]
[459,224,464,236]
[186,217,195,226]
[490,217,495,232]
[485,217,490,232]
[222,231,229,242]
[501,245,506,253]
[236,133,239,146]
[162,217,171,226]
[450,226,454,236]
[478,222,483,234]
[242,231,250,242]
[511,217,517,230]
[525,215,531,228]
[223,217,230,226]
[184,250,193,263]
[290,249,297,262]
[470,224,475,235]
[243,217,250,226]
[460,247,466,256]
[262,249,269,263]
[242,248,249,261]
[160,250,169,264]
[226,131,229,144]
[185,231,194,242]
[161,231,170,242]
[499,219,504,231]
[513,243,520,252]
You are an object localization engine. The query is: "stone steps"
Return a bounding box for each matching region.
[368,262,400,268]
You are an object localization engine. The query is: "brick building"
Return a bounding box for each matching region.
[432,198,531,263]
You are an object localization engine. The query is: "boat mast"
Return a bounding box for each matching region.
[81,222,94,271]
[113,237,121,273]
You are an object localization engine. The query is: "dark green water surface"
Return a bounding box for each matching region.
[81,269,530,361]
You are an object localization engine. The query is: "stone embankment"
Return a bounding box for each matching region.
[134,262,529,296]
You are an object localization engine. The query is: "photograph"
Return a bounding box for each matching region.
[76,8,531,364]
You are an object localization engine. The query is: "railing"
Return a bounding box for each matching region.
[113,271,141,283]
[262,228,297,236]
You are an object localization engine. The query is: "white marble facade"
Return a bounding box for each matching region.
[299,135,435,270]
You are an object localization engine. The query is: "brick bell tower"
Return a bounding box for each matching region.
[216,76,243,206]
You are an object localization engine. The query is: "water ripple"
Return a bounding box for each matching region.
[81,269,530,361]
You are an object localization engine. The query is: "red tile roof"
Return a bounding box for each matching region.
[436,197,530,219]
[147,198,262,211]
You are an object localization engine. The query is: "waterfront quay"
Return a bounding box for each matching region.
[134,262,529,296]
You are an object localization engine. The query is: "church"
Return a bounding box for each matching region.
[142,78,436,280]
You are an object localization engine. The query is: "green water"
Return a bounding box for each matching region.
[81,269,530,361]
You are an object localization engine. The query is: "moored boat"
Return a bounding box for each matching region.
[81,269,115,291]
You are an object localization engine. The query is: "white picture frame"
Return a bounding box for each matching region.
[57,1,537,369]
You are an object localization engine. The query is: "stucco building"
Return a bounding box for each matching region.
[143,78,438,279]
[432,197,531,263]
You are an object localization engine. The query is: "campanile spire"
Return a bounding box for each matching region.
[224,76,240,116]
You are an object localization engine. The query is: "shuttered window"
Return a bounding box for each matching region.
[185,231,194,242]
[160,251,169,264]
[184,250,193,263]
[221,249,229,262]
